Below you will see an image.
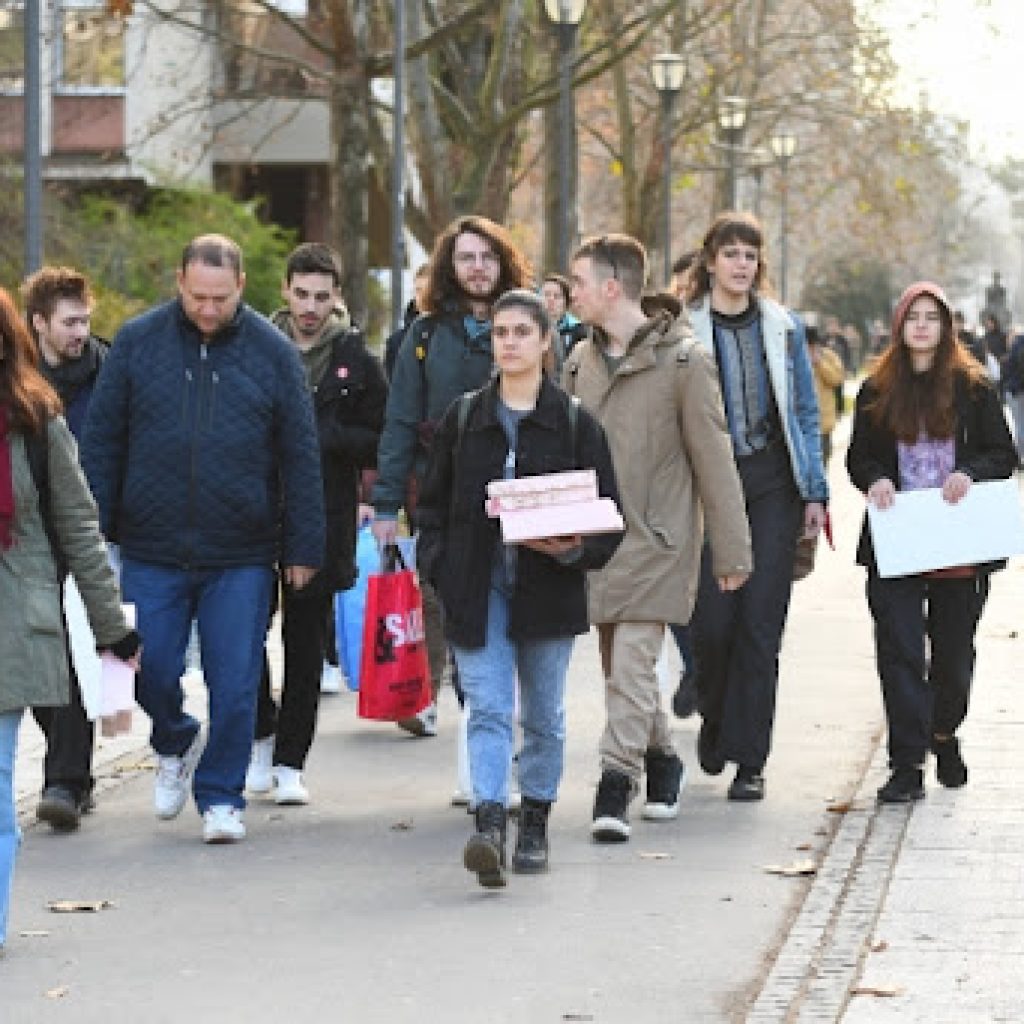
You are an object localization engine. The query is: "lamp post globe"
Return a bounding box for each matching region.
[769,130,798,303]
[717,95,748,210]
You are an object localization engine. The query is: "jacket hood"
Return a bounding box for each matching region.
[891,281,952,346]
[593,308,688,356]
[641,292,682,319]
[270,305,353,346]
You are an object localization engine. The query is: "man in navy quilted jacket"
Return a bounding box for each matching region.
[82,234,325,844]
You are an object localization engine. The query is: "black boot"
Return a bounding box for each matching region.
[877,766,925,804]
[512,798,550,874]
[933,736,968,789]
[463,801,507,888]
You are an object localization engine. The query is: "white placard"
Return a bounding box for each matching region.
[867,478,1024,578]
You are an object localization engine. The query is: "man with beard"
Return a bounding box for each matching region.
[20,266,108,830]
[372,216,532,736]
[245,243,387,805]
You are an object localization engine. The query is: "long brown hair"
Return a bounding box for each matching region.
[867,289,986,441]
[0,287,61,433]
[421,216,532,314]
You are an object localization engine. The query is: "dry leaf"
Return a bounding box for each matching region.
[562,1015,594,1022]
[390,819,413,831]
[45,986,69,999]
[47,899,113,914]
[826,801,855,814]
[852,984,904,998]
[19,929,50,938]
[763,859,817,877]
[795,842,813,851]
[638,851,671,860]
[871,939,889,953]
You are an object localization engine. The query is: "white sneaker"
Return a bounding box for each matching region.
[154,730,206,820]
[202,805,246,844]
[320,661,343,695]
[245,736,275,794]
[273,766,310,805]
[397,701,438,737]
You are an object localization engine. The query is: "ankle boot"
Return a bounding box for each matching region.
[512,797,550,873]
[463,800,507,888]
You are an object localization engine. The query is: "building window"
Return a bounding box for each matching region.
[60,5,124,90]
[0,6,24,92]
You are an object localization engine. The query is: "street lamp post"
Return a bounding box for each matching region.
[24,0,42,275]
[390,0,406,332]
[545,0,586,273]
[769,130,797,303]
[717,95,747,211]
[651,52,684,287]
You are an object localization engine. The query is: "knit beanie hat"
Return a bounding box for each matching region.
[891,281,952,345]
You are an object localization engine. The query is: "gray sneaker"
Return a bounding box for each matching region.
[154,729,206,820]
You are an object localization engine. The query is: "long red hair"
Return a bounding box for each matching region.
[0,287,61,433]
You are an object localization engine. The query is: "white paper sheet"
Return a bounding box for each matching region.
[867,478,1024,578]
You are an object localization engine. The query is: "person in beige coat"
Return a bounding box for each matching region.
[0,287,138,954]
[564,234,752,842]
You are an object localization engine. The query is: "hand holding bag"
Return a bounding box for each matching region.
[357,544,432,721]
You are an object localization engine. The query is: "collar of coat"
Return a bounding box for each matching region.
[687,293,794,352]
[465,374,566,434]
[588,309,689,373]
[269,306,353,346]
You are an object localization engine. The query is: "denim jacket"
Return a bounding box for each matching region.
[689,295,828,503]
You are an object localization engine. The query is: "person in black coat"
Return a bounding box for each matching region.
[417,289,621,888]
[847,281,1016,804]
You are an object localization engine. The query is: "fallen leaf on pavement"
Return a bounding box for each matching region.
[19,930,50,938]
[47,900,113,914]
[561,1015,594,1022]
[390,820,414,831]
[852,984,904,998]
[826,801,855,814]
[763,859,817,877]
[638,851,671,860]
[795,842,813,851]
[45,986,69,999]
[871,939,889,953]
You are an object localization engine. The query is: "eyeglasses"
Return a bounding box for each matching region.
[591,236,620,281]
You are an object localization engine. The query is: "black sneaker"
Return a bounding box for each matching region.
[591,769,636,843]
[933,737,968,789]
[36,785,83,831]
[642,749,686,820]
[697,719,726,776]
[727,766,765,802]
[463,801,507,888]
[671,672,698,719]
[877,767,925,804]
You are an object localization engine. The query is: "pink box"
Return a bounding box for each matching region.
[485,470,624,542]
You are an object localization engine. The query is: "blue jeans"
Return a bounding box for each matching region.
[121,559,273,813]
[0,710,23,948]
[451,588,574,806]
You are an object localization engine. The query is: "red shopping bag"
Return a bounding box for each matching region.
[357,545,432,721]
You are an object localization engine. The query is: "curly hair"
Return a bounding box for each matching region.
[421,216,532,314]
[0,287,61,433]
[20,266,93,341]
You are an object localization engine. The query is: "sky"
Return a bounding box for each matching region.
[861,0,1024,162]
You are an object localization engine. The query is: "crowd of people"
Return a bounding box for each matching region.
[1,207,1017,941]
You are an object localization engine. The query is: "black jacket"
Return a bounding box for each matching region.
[39,335,108,441]
[308,326,387,594]
[417,376,622,649]
[846,373,1016,569]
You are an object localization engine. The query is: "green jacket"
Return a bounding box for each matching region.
[0,415,129,715]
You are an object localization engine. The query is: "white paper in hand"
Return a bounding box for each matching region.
[63,577,102,720]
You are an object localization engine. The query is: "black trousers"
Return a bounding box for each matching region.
[255,585,334,769]
[691,443,803,771]
[31,697,94,799]
[866,571,989,768]
[31,622,94,799]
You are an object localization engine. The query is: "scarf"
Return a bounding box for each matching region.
[0,405,14,550]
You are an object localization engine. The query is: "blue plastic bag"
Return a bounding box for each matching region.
[335,525,382,691]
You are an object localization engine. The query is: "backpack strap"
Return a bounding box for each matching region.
[26,423,67,579]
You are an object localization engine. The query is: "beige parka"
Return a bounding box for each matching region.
[563,310,752,625]
[0,415,129,715]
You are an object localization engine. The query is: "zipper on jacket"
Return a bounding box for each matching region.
[184,345,209,568]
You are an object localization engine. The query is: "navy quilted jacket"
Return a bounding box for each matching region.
[82,299,325,571]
